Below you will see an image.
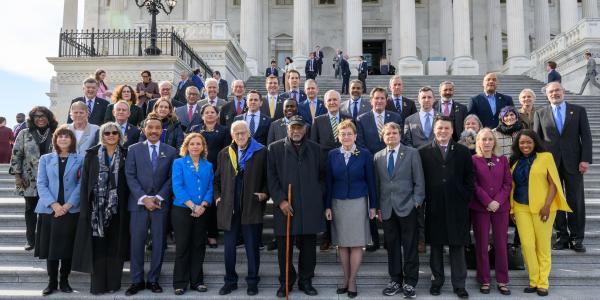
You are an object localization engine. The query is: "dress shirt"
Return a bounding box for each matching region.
[550,101,566,129]
[206,97,218,106]
[85,97,96,113]
[328,112,340,123]
[289,89,301,101]
[350,97,362,111]
[137,141,164,205]
[485,92,496,115]
[372,110,385,125]
[419,110,434,132]
[187,103,198,113]
[392,95,403,112]
[117,121,128,135]
[387,144,401,164]
[245,111,261,127]
[440,99,453,115]
[340,144,357,165]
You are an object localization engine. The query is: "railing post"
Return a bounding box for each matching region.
[138,28,143,56]
[58,29,63,57]
[90,28,96,56]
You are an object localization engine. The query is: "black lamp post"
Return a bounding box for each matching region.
[135,0,177,55]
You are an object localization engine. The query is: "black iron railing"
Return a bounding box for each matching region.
[58,28,213,78]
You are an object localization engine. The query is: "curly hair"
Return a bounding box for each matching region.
[27,106,58,131]
[111,84,138,105]
[509,129,547,166]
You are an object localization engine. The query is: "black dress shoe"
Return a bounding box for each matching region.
[125,282,145,296]
[430,285,441,296]
[218,283,238,295]
[336,287,348,294]
[552,241,569,250]
[347,290,358,298]
[147,282,163,293]
[570,241,587,253]
[42,283,57,296]
[454,288,469,298]
[174,288,185,295]
[59,281,73,293]
[523,286,537,293]
[537,288,549,296]
[298,282,318,296]
[247,285,258,296]
[276,285,289,298]
[192,284,208,292]
[24,244,34,251]
[365,243,380,252]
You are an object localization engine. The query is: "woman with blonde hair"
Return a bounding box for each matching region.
[104,84,144,126]
[517,89,536,129]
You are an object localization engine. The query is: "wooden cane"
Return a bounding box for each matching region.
[285,183,292,300]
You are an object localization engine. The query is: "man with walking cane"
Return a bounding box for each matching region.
[267,115,326,298]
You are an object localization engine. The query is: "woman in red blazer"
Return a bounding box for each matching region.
[469,128,513,295]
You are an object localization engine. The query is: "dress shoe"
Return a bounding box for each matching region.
[247,285,258,296]
[336,287,348,294]
[454,287,469,298]
[418,240,426,253]
[570,241,587,253]
[429,285,441,296]
[298,282,318,296]
[59,280,73,293]
[537,288,549,296]
[192,284,208,292]
[276,285,292,298]
[24,244,34,251]
[365,243,380,252]
[320,240,331,251]
[552,240,569,250]
[523,286,537,293]
[146,282,163,293]
[125,282,145,296]
[267,240,278,251]
[174,288,185,295]
[218,283,238,295]
[347,290,358,298]
[42,283,57,296]
[208,243,218,249]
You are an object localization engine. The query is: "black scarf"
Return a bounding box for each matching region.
[496,121,523,136]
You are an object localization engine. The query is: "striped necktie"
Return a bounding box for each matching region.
[377,114,384,136]
[330,115,339,140]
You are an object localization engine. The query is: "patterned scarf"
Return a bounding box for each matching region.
[91,146,121,237]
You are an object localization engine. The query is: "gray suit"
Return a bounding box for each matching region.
[198,97,226,110]
[579,57,600,94]
[403,112,439,149]
[67,123,99,154]
[341,98,372,119]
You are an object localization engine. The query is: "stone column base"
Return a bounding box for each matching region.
[245,57,259,76]
[396,57,424,75]
[450,56,480,75]
[347,56,362,76]
[293,56,308,76]
[502,56,532,75]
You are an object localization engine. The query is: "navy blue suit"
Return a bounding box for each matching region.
[356,110,403,155]
[325,147,377,210]
[298,99,327,125]
[467,93,514,129]
[234,113,272,146]
[121,123,141,150]
[125,141,178,284]
[265,67,279,77]
[548,69,562,83]
[280,90,307,104]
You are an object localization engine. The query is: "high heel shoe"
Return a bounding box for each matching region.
[336,287,348,294]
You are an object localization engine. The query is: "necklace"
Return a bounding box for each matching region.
[60,156,68,163]
[35,129,50,143]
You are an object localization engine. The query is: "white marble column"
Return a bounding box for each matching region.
[503,0,531,74]
[82,0,99,29]
[486,0,503,72]
[560,0,579,32]
[450,0,479,75]
[396,0,423,75]
[583,0,599,18]
[534,0,551,49]
[240,0,261,75]
[344,0,363,74]
[391,1,400,66]
[201,0,216,22]
[187,0,203,21]
[292,0,311,74]
[62,0,78,30]
[439,0,453,61]
[215,0,227,20]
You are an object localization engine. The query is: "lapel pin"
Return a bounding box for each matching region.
[570,111,573,115]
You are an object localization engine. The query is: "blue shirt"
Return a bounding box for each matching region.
[551,101,566,129]
[486,93,496,115]
[513,154,536,205]
[418,110,433,132]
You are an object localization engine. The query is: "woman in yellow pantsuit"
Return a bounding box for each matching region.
[509,130,571,297]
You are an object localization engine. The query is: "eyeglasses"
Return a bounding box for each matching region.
[103,131,120,136]
[33,114,47,119]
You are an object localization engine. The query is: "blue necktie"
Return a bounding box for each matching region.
[121,124,127,136]
[291,91,298,102]
[424,113,432,138]
[249,114,256,136]
[387,149,395,177]
[395,98,402,112]
[87,100,93,114]
[151,144,158,171]
[555,106,563,134]
[352,101,359,119]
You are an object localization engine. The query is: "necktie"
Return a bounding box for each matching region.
[440,145,447,160]
[292,91,298,102]
[271,67,274,74]
[269,96,275,117]
[310,60,314,72]
[249,114,256,136]
[121,124,127,136]
[395,98,402,112]
[187,105,193,122]
[310,101,316,118]
[210,100,215,106]
[424,113,432,138]
[236,100,243,115]
[556,106,563,134]
[87,100,93,114]
[151,144,158,171]
[330,115,339,140]
[387,149,395,177]
[352,101,359,119]
[443,102,450,116]
[377,114,384,136]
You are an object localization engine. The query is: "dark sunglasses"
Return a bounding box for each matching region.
[33,114,47,119]
[103,131,120,136]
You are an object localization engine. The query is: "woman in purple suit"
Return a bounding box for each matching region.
[469,128,513,295]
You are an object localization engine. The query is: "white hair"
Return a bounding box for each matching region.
[230,120,250,134]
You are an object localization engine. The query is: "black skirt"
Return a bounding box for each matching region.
[34,212,79,260]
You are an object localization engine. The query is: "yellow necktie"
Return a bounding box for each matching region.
[269,96,275,118]
[310,101,316,119]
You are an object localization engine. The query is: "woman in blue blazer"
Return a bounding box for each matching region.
[35,126,83,296]
[325,120,377,298]
[171,133,214,295]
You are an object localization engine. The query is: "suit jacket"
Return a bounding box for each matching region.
[67,97,110,126]
[146,97,185,116]
[298,99,327,124]
[385,96,418,121]
[173,79,194,104]
[67,123,99,154]
[402,112,438,149]
[341,98,372,119]
[265,67,279,77]
[171,156,213,208]
[533,102,593,173]
[547,69,562,83]
[309,113,352,155]
[374,145,425,219]
[121,123,141,149]
[234,112,272,146]
[358,61,368,78]
[325,146,377,209]
[220,98,247,128]
[175,103,202,132]
[469,155,512,213]
[198,98,226,110]
[267,118,289,146]
[432,100,469,141]
[586,58,597,76]
[218,79,229,100]
[261,94,285,120]
[305,59,317,75]
[280,90,307,103]
[356,110,403,155]
[340,58,351,78]
[35,152,84,214]
[468,92,514,129]
[315,50,324,64]
[104,103,145,126]
[125,141,178,212]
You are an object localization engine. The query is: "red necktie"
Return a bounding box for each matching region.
[188,105,193,121]
[236,101,242,115]
[443,102,450,116]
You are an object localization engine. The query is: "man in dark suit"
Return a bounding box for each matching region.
[67,77,109,126]
[267,98,298,146]
[309,89,351,251]
[340,54,351,94]
[467,73,514,128]
[419,115,474,299]
[213,71,229,100]
[341,80,371,120]
[433,81,468,141]
[261,75,285,120]
[234,90,272,146]
[533,81,593,252]
[279,70,307,103]
[356,87,403,252]
[174,86,202,132]
[173,70,194,104]
[547,61,562,83]
[298,79,327,125]
[314,45,324,76]
[385,75,418,122]
[146,81,185,116]
[578,51,600,94]
[220,80,247,128]
[112,100,141,149]
[358,56,368,93]
[265,60,279,78]
[305,52,317,80]
[124,117,179,296]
